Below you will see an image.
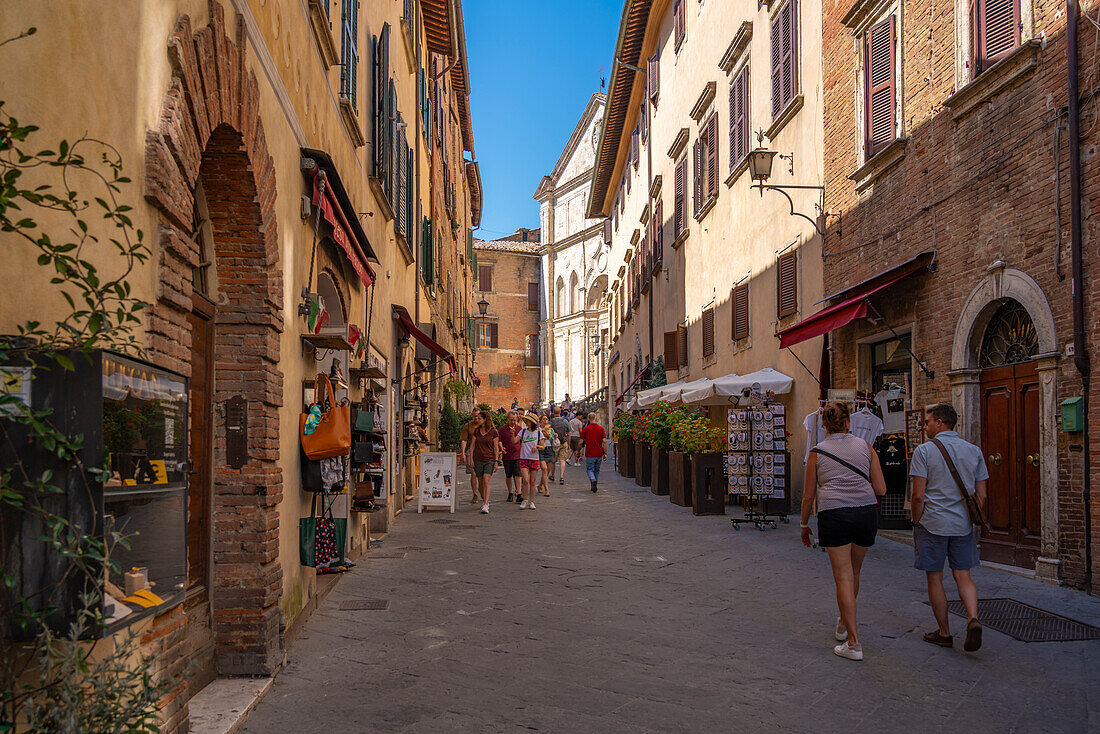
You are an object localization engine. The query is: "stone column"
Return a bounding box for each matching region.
[946,368,981,444]
[1034,352,1062,582]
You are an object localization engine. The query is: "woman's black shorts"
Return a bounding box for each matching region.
[817,504,878,548]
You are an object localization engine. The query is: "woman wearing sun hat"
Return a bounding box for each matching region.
[516,411,544,509]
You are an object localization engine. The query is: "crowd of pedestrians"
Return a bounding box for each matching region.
[458,401,606,514]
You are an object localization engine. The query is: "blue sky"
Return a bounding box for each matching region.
[464,0,622,239]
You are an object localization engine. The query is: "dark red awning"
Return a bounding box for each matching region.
[393,306,456,373]
[776,256,931,349]
[615,363,649,406]
[310,168,375,288]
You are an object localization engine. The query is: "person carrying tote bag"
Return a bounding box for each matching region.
[300,373,351,460]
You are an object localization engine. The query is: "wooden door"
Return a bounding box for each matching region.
[185,294,216,691]
[979,361,1041,567]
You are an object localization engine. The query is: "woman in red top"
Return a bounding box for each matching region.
[469,411,500,514]
[497,411,523,502]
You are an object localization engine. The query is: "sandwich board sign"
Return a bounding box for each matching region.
[418,452,456,513]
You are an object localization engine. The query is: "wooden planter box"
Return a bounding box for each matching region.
[619,437,635,478]
[635,442,652,487]
[691,452,726,516]
[668,451,693,507]
[650,447,669,495]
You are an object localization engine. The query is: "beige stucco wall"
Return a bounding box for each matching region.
[603,0,825,499]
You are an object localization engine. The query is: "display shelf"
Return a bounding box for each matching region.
[301,333,353,351]
[350,365,386,380]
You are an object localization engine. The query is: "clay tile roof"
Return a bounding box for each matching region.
[473,237,543,255]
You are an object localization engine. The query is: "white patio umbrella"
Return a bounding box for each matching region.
[662,377,713,404]
[680,367,794,404]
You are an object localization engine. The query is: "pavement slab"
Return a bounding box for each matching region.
[241,464,1100,733]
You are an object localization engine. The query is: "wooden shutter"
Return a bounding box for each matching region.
[479,264,492,292]
[730,65,749,170]
[373,24,389,176]
[664,331,679,369]
[673,158,686,237]
[864,16,896,158]
[692,139,703,216]
[640,101,648,142]
[771,0,798,117]
[674,0,686,50]
[777,251,798,318]
[603,217,612,243]
[632,126,639,168]
[977,0,1020,73]
[528,282,539,311]
[677,324,688,367]
[731,284,749,340]
[489,323,499,349]
[653,199,663,261]
[771,10,783,118]
[702,308,715,357]
[706,113,719,199]
[648,53,659,102]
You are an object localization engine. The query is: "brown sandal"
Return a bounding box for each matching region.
[923,631,954,647]
[963,618,983,652]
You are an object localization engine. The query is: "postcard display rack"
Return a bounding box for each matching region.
[726,403,791,530]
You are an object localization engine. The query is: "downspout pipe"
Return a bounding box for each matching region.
[1067,0,1092,594]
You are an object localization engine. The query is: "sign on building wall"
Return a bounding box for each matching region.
[418,452,456,513]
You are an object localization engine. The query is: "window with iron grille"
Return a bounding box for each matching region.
[340,0,359,110]
[970,0,1020,77]
[777,250,798,318]
[731,283,749,340]
[863,16,897,158]
[771,0,800,119]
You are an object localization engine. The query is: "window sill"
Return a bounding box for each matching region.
[766,94,804,141]
[945,40,1042,121]
[848,137,907,193]
[725,155,750,188]
[702,353,717,367]
[672,228,689,250]
[693,194,718,222]
[339,99,365,148]
[307,0,339,67]
[368,176,395,222]
[731,335,752,355]
[395,230,414,266]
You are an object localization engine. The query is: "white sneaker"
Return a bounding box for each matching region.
[526,500,536,510]
[519,500,530,509]
[835,617,848,642]
[833,642,863,661]
[480,505,489,514]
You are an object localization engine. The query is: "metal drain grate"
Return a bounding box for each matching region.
[366,552,407,559]
[430,518,458,524]
[339,598,389,611]
[399,546,430,552]
[945,598,1100,642]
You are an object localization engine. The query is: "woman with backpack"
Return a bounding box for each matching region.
[799,402,887,662]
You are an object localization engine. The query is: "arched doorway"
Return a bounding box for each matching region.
[978,299,1041,567]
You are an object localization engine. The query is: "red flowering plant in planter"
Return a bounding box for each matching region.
[631,411,651,443]
[644,401,686,451]
[612,412,636,441]
[670,409,727,454]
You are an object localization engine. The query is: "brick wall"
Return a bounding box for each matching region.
[822,0,1099,586]
[472,244,542,409]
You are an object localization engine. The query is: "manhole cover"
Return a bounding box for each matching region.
[430,519,458,524]
[367,552,407,559]
[400,546,430,552]
[339,598,389,611]
[945,598,1100,642]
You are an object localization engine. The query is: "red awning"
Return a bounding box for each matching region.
[776,263,928,349]
[309,168,375,288]
[393,306,456,373]
[615,363,650,406]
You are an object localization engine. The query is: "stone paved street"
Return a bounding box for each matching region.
[243,466,1100,733]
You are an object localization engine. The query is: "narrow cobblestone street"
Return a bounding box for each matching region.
[243,466,1100,733]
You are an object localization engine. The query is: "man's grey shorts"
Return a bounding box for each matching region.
[913,524,980,572]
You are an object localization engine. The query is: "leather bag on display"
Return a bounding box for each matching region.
[300,373,351,460]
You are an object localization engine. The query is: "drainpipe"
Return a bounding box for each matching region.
[1067,0,1092,594]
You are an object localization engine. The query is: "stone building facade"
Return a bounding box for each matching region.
[589,0,825,497]
[535,93,611,408]
[814,0,1100,585]
[0,0,479,728]
[472,231,544,409]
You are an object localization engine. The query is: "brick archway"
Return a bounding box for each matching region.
[144,0,284,682]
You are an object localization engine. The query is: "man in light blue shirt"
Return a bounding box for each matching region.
[910,403,988,652]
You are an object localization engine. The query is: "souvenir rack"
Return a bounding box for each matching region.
[727,402,791,531]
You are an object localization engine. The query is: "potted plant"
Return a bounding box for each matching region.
[670,411,727,515]
[612,412,636,478]
[632,411,652,487]
[645,401,679,496]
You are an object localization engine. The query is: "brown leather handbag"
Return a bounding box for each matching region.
[300,373,351,459]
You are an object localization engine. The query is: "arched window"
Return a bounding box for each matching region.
[556,276,566,317]
[569,271,580,313]
[979,299,1038,368]
[316,271,346,333]
[587,274,607,310]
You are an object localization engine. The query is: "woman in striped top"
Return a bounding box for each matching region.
[800,402,887,662]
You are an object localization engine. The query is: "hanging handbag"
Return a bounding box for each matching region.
[300,373,351,459]
[930,438,987,527]
[354,400,376,432]
[300,445,324,493]
[352,439,375,464]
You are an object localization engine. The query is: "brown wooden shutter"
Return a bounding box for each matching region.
[631,126,639,168]
[864,16,896,158]
[730,65,748,170]
[777,251,798,318]
[732,284,749,340]
[702,308,715,357]
[528,281,539,311]
[603,217,612,243]
[677,324,688,367]
[771,0,797,117]
[977,0,1020,72]
[640,101,648,142]
[692,138,703,216]
[648,53,659,102]
[664,331,679,369]
[771,10,783,118]
[706,113,719,199]
[673,158,686,237]
[479,264,492,292]
[653,199,663,261]
[674,0,685,50]
[489,322,498,348]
